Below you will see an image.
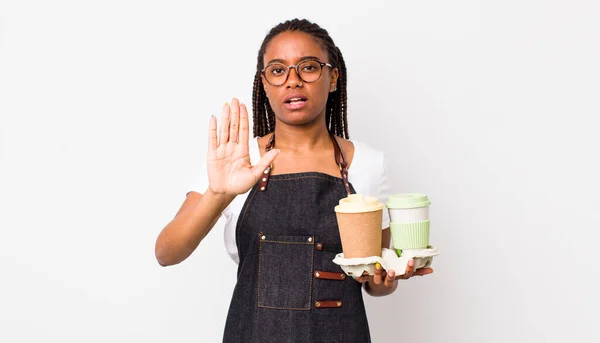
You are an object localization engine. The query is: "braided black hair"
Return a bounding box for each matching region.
[252,19,349,139]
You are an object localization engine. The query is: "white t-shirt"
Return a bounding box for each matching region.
[189,137,392,264]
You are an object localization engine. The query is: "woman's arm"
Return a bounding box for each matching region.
[154,190,234,266]
[155,99,278,267]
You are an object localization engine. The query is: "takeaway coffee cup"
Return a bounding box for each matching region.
[386,194,431,254]
[334,194,383,258]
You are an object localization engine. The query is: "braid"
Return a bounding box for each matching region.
[252,18,350,139]
[335,47,349,139]
[251,69,278,137]
[251,73,264,137]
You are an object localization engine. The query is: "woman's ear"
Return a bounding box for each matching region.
[329,68,339,92]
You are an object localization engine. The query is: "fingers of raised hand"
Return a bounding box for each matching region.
[208,115,218,151]
[238,103,249,147]
[229,98,240,144]
[210,98,248,151]
[219,101,231,145]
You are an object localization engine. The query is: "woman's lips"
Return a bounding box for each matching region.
[284,99,307,110]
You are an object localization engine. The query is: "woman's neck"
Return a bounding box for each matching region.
[271,122,331,152]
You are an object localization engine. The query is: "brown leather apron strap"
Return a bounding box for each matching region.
[259,132,352,195]
[329,132,353,196]
[257,134,276,191]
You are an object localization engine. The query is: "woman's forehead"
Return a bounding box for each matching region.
[264,31,328,65]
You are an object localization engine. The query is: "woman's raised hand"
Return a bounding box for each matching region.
[207,98,279,196]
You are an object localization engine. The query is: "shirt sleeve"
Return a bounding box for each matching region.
[186,163,209,196]
[378,152,392,230]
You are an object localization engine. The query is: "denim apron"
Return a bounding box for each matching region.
[222,133,372,342]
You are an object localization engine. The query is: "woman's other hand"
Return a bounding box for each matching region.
[353,260,434,287]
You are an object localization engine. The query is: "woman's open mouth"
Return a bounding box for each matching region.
[284,97,307,110]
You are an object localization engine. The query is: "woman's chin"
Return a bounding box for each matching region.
[277,112,321,127]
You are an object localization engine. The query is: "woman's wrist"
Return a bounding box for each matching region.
[204,188,235,208]
[203,187,236,213]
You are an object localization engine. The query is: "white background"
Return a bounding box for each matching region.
[1,0,599,342]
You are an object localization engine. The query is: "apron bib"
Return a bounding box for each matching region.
[223,133,371,343]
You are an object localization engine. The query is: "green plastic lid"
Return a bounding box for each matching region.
[386,193,431,209]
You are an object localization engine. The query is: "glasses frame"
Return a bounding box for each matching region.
[261,59,334,86]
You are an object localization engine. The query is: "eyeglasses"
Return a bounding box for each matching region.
[261,59,333,86]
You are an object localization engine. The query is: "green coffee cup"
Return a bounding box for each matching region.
[387,194,431,256]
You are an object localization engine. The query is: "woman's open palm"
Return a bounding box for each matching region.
[207,98,279,196]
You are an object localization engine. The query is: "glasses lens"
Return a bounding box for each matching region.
[264,63,288,86]
[298,60,322,83]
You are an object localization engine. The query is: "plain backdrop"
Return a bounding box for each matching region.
[1,0,599,342]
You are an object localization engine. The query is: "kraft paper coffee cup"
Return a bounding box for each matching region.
[387,194,431,252]
[334,194,383,258]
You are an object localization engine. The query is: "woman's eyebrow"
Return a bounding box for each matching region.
[266,56,322,65]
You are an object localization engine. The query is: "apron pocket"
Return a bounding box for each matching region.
[257,233,315,310]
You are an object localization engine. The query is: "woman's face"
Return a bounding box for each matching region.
[262,31,338,127]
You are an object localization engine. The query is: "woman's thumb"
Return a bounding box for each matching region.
[252,149,280,179]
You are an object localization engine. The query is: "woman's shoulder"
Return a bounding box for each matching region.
[337,136,386,170]
[341,137,390,200]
